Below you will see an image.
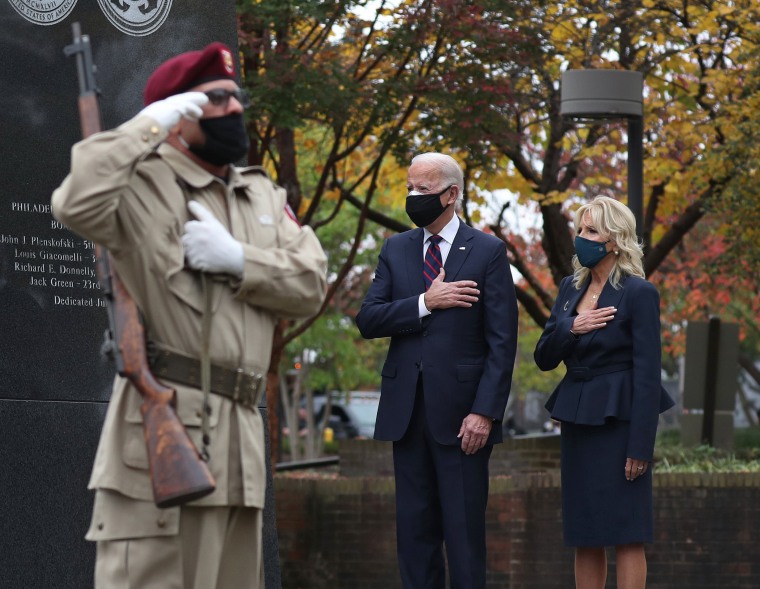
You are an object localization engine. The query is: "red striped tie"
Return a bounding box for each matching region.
[423,235,443,290]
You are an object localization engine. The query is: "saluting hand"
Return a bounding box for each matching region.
[138,91,208,130]
[423,268,479,311]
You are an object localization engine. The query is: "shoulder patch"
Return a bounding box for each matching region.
[284,202,300,226]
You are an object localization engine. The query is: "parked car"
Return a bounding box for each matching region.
[313,391,381,439]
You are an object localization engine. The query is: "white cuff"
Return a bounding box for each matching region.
[418,293,431,318]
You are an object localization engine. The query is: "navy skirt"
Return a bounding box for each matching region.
[560,419,653,547]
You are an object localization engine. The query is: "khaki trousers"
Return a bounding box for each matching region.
[94,505,263,589]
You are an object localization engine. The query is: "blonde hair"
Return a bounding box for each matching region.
[571,196,644,290]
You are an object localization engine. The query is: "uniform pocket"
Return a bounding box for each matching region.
[86,489,179,541]
[157,222,205,313]
[122,384,222,470]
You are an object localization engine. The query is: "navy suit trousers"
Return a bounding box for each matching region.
[392,378,492,589]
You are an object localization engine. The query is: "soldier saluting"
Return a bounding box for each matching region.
[52,42,327,589]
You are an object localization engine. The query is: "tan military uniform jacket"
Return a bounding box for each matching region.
[52,115,327,540]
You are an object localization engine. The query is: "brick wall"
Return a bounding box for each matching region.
[339,434,562,478]
[275,476,400,589]
[650,473,760,589]
[275,469,760,589]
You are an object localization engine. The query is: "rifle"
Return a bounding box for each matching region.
[64,23,215,508]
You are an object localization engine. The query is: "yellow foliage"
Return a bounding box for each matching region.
[502,175,539,203]
[542,190,572,206]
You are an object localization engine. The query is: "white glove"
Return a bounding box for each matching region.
[138,92,209,129]
[182,200,245,277]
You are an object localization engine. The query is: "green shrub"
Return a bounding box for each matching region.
[654,427,760,472]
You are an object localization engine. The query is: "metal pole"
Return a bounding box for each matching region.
[627,116,643,239]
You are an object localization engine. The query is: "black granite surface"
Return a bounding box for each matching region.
[0,399,105,588]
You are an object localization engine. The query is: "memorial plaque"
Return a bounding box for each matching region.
[1,3,280,587]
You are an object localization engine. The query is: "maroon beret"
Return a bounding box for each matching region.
[143,42,237,105]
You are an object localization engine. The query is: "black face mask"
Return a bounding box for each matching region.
[190,113,250,166]
[405,185,453,227]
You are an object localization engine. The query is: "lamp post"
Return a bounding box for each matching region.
[560,70,644,238]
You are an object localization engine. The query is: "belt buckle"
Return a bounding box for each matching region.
[233,369,261,407]
[233,368,245,403]
[248,373,262,407]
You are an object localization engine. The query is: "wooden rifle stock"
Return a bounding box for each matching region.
[66,23,215,508]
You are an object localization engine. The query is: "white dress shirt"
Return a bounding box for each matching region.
[418,216,460,317]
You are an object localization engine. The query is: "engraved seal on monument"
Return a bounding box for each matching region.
[7,0,78,26]
[96,0,173,37]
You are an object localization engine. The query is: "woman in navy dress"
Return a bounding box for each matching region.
[534,196,674,589]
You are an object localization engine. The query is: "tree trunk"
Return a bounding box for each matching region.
[266,320,287,468]
[540,201,575,285]
[275,126,302,213]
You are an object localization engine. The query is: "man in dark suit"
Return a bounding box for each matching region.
[356,152,518,589]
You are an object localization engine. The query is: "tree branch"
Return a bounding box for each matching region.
[644,198,705,277]
[515,283,549,328]
[284,167,378,345]
[341,189,410,233]
[490,222,555,312]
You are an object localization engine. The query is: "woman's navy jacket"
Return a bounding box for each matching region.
[535,274,675,461]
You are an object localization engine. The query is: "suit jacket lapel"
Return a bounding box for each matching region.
[404,228,426,294]
[561,281,585,317]
[443,221,475,281]
[597,274,627,310]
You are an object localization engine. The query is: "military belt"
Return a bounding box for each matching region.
[149,349,264,409]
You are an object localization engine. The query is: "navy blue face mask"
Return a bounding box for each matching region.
[574,236,611,268]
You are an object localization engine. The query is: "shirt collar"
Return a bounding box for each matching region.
[424,215,459,245]
[157,143,247,189]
